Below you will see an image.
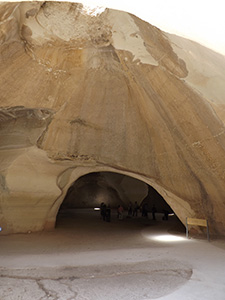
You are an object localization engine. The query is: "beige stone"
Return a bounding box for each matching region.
[0,2,225,235]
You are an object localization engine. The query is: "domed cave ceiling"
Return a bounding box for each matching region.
[0,1,225,235]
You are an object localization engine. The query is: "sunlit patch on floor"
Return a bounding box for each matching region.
[149,234,188,242]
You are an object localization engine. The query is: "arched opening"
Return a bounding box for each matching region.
[56,172,185,236]
[58,172,149,209]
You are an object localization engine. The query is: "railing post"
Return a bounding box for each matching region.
[186,217,189,239]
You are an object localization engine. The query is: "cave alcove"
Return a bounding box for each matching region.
[56,172,181,230]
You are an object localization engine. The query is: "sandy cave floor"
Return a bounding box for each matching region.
[0,209,225,300]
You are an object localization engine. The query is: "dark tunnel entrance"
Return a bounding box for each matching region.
[56,172,185,235]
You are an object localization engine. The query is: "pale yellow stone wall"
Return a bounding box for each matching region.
[0,2,225,235]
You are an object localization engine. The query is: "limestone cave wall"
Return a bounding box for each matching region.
[0,2,225,235]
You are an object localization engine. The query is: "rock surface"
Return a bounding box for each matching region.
[0,1,225,234]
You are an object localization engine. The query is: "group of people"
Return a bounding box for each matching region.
[127,201,139,217]
[141,203,157,220]
[100,201,169,222]
[126,201,158,220]
[117,201,139,220]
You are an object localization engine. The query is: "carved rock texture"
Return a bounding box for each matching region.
[0,2,225,234]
